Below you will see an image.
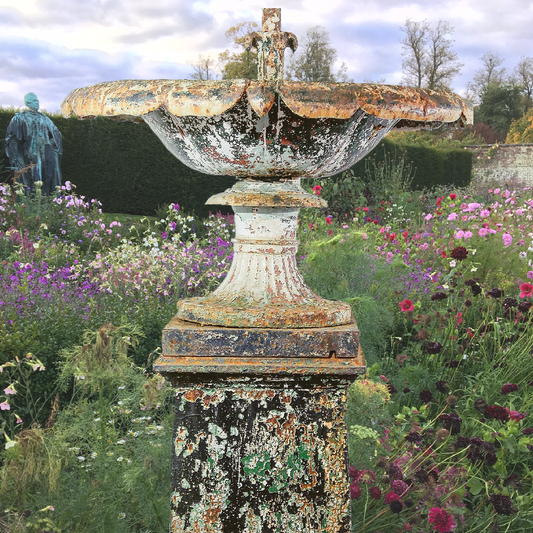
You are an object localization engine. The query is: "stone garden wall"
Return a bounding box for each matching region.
[465,144,533,187]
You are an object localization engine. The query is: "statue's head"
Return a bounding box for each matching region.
[24,92,39,111]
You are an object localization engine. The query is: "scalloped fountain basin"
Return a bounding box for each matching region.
[61,8,472,329]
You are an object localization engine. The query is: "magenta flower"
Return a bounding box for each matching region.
[505,407,527,421]
[428,507,455,532]
[500,383,518,394]
[350,483,361,499]
[325,216,332,225]
[519,282,533,298]
[527,271,533,279]
[369,486,382,499]
[503,233,513,246]
[478,228,488,237]
[399,299,414,312]
[384,492,400,504]
[312,185,322,195]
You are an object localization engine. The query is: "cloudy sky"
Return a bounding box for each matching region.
[1,0,532,113]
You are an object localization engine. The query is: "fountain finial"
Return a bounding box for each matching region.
[246,8,297,81]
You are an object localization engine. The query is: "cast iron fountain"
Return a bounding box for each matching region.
[62,8,472,532]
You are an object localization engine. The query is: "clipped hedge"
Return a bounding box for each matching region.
[1,110,471,215]
[1,110,236,217]
[345,138,472,190]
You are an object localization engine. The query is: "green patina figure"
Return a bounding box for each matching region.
[5,92,63,194]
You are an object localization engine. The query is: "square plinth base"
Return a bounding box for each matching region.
[155,318,366,533]
[169,375,354,533]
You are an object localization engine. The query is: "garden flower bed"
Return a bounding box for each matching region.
[1,178,532,532]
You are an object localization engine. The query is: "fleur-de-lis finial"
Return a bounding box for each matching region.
[246,8,298,81]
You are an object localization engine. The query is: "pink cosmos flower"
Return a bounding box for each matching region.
[478,228,488,237]
[503,233,512,246]
[428,507,455,532]
[454,230,464,239]
[399,299,414,312]
[519,282,533,298]
[447,213,458,221]
[527,271,533,280]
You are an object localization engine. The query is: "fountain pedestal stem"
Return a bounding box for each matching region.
[177,179,353,329]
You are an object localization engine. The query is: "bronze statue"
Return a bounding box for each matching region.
[5,93,62,194]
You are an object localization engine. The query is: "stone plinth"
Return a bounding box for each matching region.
[154,318,365,533]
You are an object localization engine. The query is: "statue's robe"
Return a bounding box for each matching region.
[5,110,63,194]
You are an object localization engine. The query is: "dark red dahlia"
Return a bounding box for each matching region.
[487,288,503,298]
[391,479,409,496]
[369,486,382,499]
[500,383,518,394]
[522,427,533,435]
[403,387,411,393]
[464,279,477,286]
[454,435,471,449]
[470,437,483,446]
[350,483,361,499]
[405,431,422,443]
[439,413,462,435]
[445,360,460,368]
[419,390,433,403]
[435,380,448,393]
[484,452,497,466]
[450,246,468,260]
[426,341,442,354]
[490,494,515,515]
[502,298,517,309]
[390,500,403,513]
[431,291,448,301]
[518,301,533,313]
[414,469,429,483]
[485,405,510,422]
[387,383,398,394]
[503,474,522,490]
[471,284,482,296]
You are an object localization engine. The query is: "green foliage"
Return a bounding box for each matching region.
[300,234,397,366]
[506,108,533,143]
[1,324,174,532]
[475,83,523,139]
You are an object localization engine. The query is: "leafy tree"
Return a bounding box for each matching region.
[218,21,259,80]
[189,54,217,80]
[506,109,533,143]
[286,26,350,82]
[466,52,507,103]
[475,83,522,140]
[514,57,533,114]
[400,19,462,90]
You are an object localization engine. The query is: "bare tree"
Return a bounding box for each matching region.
[286,26,347,82]
[189,54,217,80]
[466,52,507,102]
[514,57,533,114]
[424,21,463,91]
[401,19,462,90]
[401,19,429,88]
